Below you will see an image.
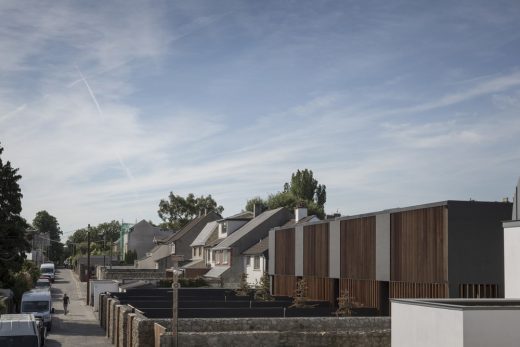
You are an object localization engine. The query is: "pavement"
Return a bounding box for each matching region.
[45,268,112,347]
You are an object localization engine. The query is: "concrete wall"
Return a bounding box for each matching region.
[329,220,340,279]
[295,224,303,276]
[392,301,464,347]
[268,229,275,276]
[504,223,520,298]
[463,309,520,347]
[375,213,390,282]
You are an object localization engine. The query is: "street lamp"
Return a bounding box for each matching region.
[169,255,183,347]
[86,224,91,305]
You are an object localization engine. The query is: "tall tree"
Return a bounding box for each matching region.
[158,192,224,230]
[33,210,63,262]
[245,169,327,219]
[0,144,29,287]
[285,169,327,207]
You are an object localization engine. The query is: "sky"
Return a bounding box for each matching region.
[1,1,519,238]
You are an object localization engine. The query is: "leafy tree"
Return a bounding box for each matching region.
[32,210,63,262]
[158,192,224,230]
[0,144,29,287]
[246,169,327,218]
[245,197,268,213]
[67,220,121,257]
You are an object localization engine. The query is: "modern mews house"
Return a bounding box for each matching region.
[269,200,512,314]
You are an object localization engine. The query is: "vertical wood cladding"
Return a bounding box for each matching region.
[340,278,380,309]
[303,223,329,277]
[390,281,448,299]
[390,206,448,283]
[340,217,376,279]
[275,228,295,275]
[304,276,334,302]
[273,275,297,296]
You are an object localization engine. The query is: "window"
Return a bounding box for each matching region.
[246,256,251,266]
[193,248,196,257]
[253,256,260,270]
[223,251,228,264]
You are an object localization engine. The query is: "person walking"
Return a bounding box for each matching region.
[63,293,70,315]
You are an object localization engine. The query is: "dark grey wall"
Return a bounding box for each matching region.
[448,201,512,297]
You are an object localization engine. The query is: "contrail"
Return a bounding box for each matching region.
[75,65,138,188]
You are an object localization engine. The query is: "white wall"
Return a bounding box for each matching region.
[392,301,464,347]
[376,213,390,281]
[463,309,520,347]
[245,255,265,286]
[329,220,340,278]
[504,225,520,298]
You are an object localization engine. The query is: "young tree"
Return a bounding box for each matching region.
[235,273,251,296]
[0,144,29,287]
[33,210,63,262]
[290,278,317,308]
[158,192,224,230]
[254,272,274,301]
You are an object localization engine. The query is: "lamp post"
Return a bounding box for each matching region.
[170,254,183,347]
[86,224,91,305]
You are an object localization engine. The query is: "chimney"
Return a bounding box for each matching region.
[295,207,308,222]
[253,203,264,218]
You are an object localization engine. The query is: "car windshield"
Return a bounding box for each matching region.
[35,281,50,287]
[0,335,39,347]
[41,268,53,274]
[22,301,49,313]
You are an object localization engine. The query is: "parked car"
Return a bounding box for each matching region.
[34,279,50,290]
[20,290,54,331]
[0,313,46,346]
[39,263,55,283]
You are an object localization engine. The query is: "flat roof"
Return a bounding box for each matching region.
[391,298,520,311]
[503,220,520,228]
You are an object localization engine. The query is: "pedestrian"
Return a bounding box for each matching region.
[63,293,70,315]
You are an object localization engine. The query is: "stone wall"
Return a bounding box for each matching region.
[98,299,391,347]
[155,316,390,332]
[98,268,166,281]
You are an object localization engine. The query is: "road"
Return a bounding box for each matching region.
[45,268,112,347]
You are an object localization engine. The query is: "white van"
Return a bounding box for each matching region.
[20,290,53,331]
[0,313,46,347]
[39,263,55,283]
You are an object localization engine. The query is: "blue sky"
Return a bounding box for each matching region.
[1,1,519,237]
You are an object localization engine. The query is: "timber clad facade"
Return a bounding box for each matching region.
[269,200,512,314]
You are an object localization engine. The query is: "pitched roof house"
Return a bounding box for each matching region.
[136,212,221,270]
[205,207,292,287]
[123,220,172,260]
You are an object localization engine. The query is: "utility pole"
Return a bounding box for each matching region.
[86,224,91,306]
[103,230,106,268]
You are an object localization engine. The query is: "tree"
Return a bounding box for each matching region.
[289,278,317,308]
[246,169,327,218]
[235,273,251,296]
[0,144,29,287]
[158,192,224,230]
[33,211,63,262]
[254,272,274,301]
[285,169,326,208]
